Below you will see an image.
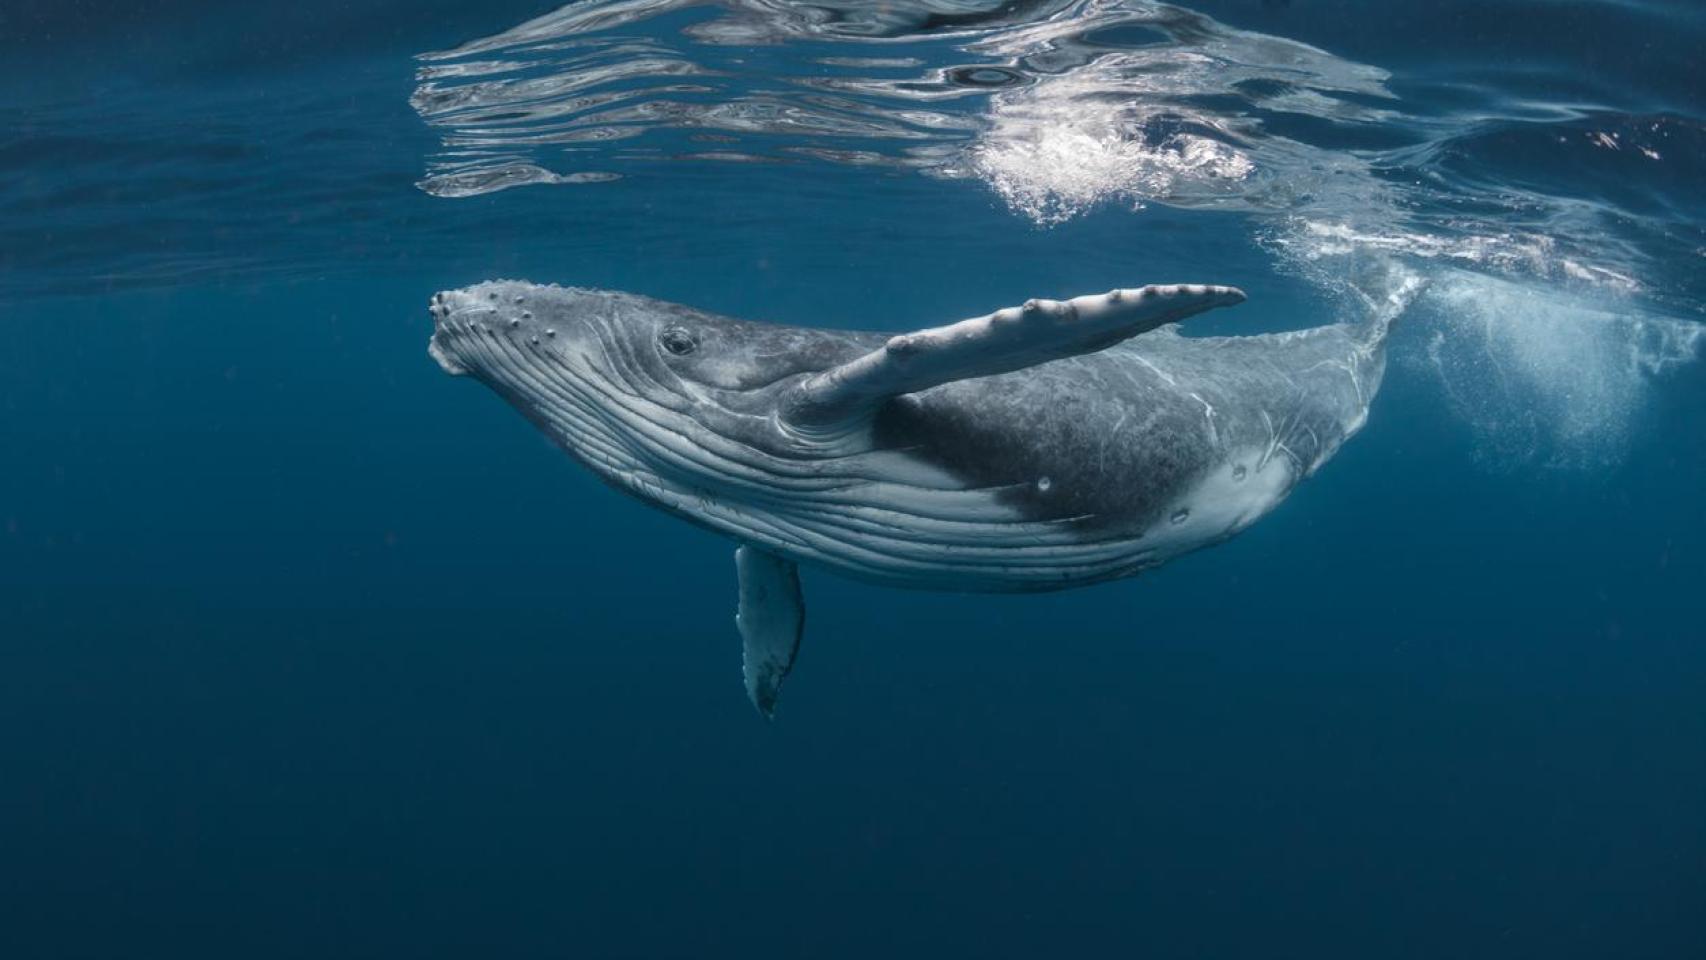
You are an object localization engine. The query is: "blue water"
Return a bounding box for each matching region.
[3,1,1704,957]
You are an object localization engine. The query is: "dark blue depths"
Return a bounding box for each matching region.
[2,2,1703,958]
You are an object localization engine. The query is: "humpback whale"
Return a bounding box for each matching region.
[428,280,1390,715]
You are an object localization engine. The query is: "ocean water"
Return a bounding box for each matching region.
[2,1,1704,957]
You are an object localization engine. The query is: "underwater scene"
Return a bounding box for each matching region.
[2,1,1703,956]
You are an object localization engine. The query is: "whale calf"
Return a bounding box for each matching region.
[429,280,1390,715]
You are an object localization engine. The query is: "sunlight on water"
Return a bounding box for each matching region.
[966,73,1259,226]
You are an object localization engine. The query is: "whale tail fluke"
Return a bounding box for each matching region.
[1343,259,1428,349]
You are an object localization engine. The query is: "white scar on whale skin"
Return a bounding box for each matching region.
[429,280,1390,715]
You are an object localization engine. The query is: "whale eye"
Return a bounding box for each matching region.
[659,327,698,356]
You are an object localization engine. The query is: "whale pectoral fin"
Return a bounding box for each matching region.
[782,284,1245,427]
[735,544,804,719]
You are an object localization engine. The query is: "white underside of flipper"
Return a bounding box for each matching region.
[735,544,804,718]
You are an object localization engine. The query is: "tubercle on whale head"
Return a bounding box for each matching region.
[426,291,470,375]
[426,280,575,377]
[426,279,682,394]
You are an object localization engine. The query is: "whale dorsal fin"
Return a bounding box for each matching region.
[781,284,1245,429]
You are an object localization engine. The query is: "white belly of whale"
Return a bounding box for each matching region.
[625,444,1299,593]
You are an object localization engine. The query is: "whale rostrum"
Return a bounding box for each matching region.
[429,280,1389,715]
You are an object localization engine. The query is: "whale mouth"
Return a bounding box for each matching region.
[427,290,471,375]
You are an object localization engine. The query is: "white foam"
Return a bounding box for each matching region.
[1264,220,1701,469]
[969,77,1254,225]
[1412,271,1703,468]
[1276,220,1643,296]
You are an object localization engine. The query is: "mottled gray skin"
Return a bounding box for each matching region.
[873,324,1381,530]
[429,281,1386,593]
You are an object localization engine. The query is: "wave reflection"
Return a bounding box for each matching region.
[411,0,1394,215]
[412,2,1702,304]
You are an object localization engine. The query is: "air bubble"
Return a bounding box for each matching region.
[1170,508,1190,525]
[1036,476,1052,493]
[1232,464,1246,481]
[946,65,1025,89]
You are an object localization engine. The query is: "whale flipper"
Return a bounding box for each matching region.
[735,544,804,718]
[782,284,1245,428]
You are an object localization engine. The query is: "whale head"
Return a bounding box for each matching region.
[428,280,873,505]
